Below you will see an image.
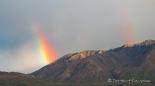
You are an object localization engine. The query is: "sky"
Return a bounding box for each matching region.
[0,0,155,73]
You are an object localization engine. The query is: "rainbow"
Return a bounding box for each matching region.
[118,0,141,44]
[32,24,57,65]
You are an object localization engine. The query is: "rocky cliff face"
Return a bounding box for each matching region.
[32,40,155,83]
[60,50,105,61]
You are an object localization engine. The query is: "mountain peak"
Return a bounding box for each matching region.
[68,50,104,61]
[141,39,155,45]
[123,39,155,48]
[124,44,134,47]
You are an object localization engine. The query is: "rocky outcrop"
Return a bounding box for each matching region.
[61,50,105,61]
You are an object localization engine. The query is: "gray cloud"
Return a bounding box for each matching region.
[0,0,155,73]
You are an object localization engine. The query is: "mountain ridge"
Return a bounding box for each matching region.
[59,40,155,62]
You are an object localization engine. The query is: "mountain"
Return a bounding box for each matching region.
[32,40,155,83]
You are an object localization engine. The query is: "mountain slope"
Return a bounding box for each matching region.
[32,40,155,83]
[115,44,155,79]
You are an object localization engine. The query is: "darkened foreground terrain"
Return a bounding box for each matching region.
[0,72,154,86]
[1,40,155,86]
[0,71,50,86]
[0,69,155,86]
